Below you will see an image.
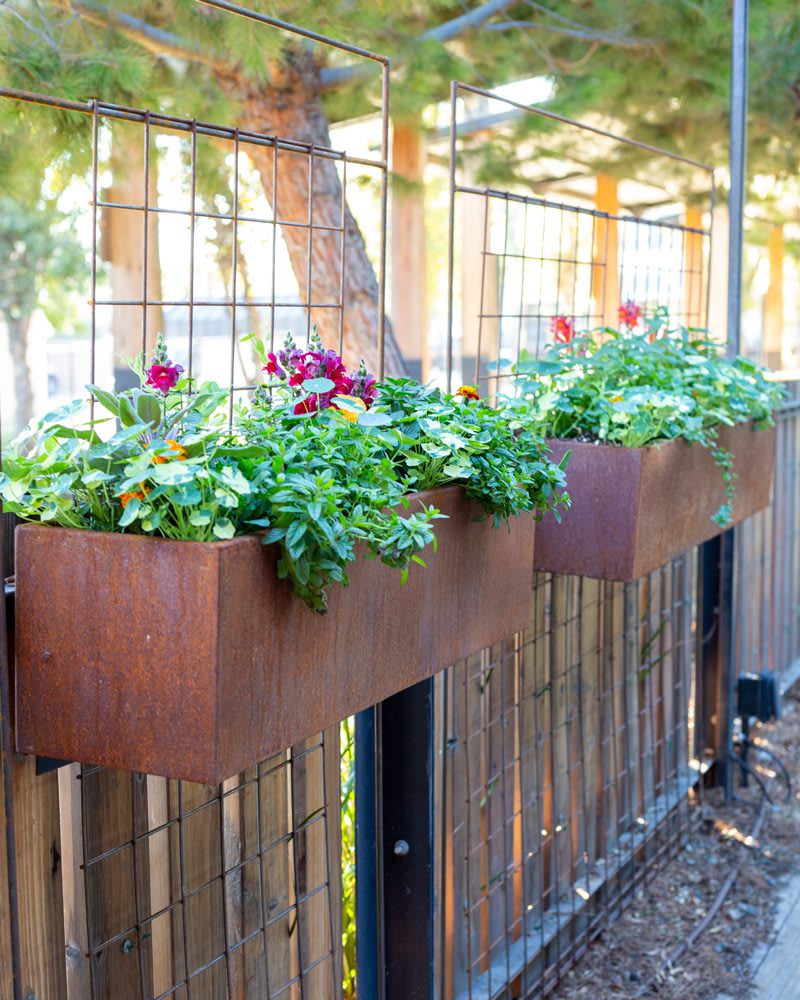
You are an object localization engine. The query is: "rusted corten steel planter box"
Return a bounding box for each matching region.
[534,421,776,582]
[14,486,534,783]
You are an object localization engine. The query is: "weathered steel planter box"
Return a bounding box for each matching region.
[534,421,776,581]
[14,486,534,783]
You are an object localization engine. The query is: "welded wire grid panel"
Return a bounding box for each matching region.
[734,383,800,688]
[445,82,714,395]
[438,560,699,1000]
[0,10,390,438]
[63,737,342,999]
[0,4,391,999]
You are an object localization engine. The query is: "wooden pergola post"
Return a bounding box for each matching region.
[683,206,704,326]
[390,120,427,380]
[592,174,620,327]
[764,225,784,368]
[708,204,729,342]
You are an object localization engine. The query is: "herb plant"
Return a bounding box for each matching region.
[513,306,783,526]
[1,331,568,612]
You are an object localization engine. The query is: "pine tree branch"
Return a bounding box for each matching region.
[483,20,654,49]
[319,0,521,87]
[49,0,233,77]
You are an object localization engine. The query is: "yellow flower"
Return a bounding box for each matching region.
[610,394,623,402]
[154,439,188,463]
[456,385,480,401]
[334,395,367,422]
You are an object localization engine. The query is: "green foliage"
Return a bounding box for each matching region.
[0,196,88,327]
[371,378,570,524]
[513,308,784,525]
[1,336,566,613]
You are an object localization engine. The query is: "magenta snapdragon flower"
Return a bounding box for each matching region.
[145,334,184,395]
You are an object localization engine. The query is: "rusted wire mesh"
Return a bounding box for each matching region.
[437,561,699,999]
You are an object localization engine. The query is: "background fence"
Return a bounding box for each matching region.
[0,7,797,1000]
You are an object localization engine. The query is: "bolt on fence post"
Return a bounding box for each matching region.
[355,707,381,1000]
[357,682,435,999]
[379,679,435,1000]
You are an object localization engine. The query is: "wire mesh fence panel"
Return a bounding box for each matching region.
[438,561,698,1000]
[439,82,711,999]
[445,82,714,396]
[54,733,342,1000]
[734,382,800,689]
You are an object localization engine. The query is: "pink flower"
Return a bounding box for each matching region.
[618,300,641,329]
[350,361,378,408]
[268,329,378,416]
[264,352,284,378]
[550,315,575,344]
[144,334,184,395]
[145,362,184,395]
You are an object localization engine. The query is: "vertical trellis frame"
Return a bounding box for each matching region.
[445,80,717,396]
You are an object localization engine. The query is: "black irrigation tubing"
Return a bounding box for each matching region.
[634,792,771,997]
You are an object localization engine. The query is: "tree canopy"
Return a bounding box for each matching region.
[2,1,798,198]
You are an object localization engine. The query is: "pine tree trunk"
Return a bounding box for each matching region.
[7,313,33,434]
[224,51,406,377]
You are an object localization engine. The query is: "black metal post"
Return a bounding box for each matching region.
[356,681,435,999]
[727,0,748,362]
[698,531,736,793]
[381,679,435,1000]
[708,0,749,800]
[355,706,381,1000]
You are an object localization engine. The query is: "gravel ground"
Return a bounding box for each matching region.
[550,692,800,1000]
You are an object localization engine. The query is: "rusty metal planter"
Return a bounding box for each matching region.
[534,421,776,581]
[14,486,533,783]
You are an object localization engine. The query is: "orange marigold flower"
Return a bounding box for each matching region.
[456,385,480,401]
[154,439,188,464]
[120,484,151,509]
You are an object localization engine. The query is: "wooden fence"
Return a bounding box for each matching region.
[3,377,798,1000]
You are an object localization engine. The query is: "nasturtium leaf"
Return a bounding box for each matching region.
[118,497,141,527]
[170,485,203,506]
[81,469,116,485]
[189,509,214,527]
[212,518,236,539]
[357,411,392,427]
[150,463,195,485]
[302,377,336,394]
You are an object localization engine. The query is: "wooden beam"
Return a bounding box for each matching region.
[460,192,498,394]
[391,121,427,380]
[764,225,784,368]
[708,204,729,342]
[683,207,704,326]
[591,175,620,327]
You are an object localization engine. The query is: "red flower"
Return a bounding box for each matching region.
[550,315,575,344]
[294,396,320,415]
[618,300,641,329]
